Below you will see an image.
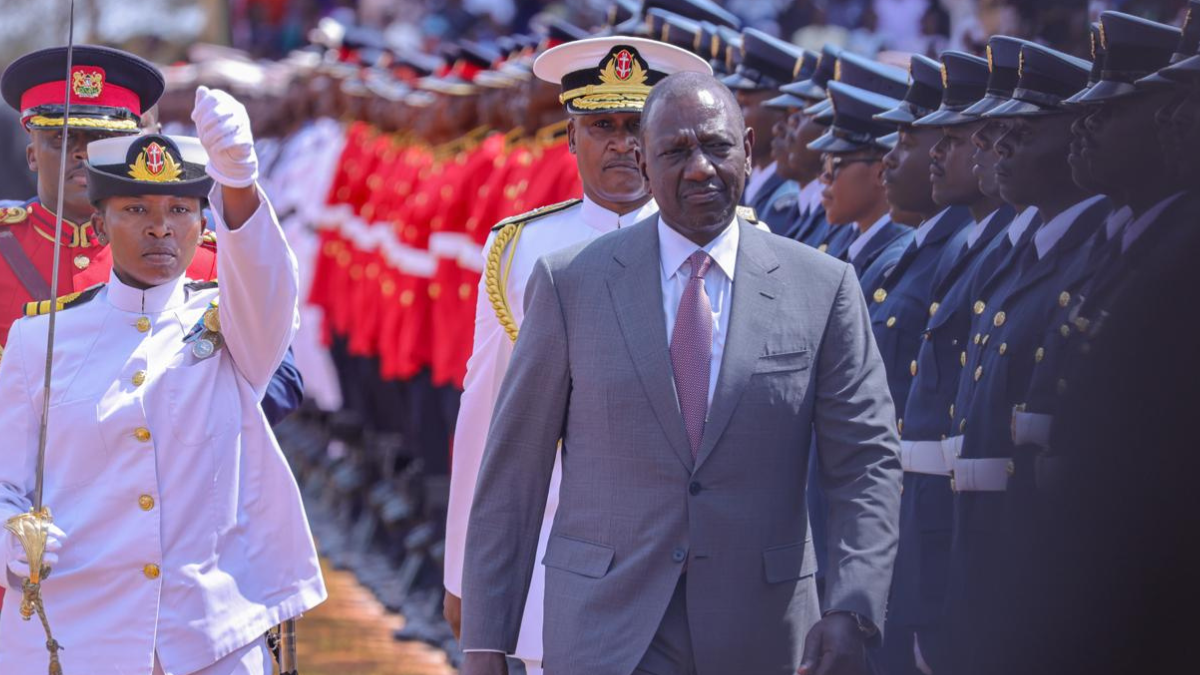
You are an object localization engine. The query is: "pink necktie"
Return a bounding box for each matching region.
[670,250,714,460]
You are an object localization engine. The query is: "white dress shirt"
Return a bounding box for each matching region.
[1033,194,1107,259]
[0,185,326,675]
[1122,191,1184,253]
[965,208,1001,249]
[1007,206,1040,246]
[447,196,658,664]
[744,161,778,206]
[796,178,825,217]
[1104,205,1134,242]
[847,213,893,264]
[914,207,952,248]
[658,216,739,408]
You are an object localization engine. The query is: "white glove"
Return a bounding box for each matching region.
[4,522,66,581]
[191,86,259,188]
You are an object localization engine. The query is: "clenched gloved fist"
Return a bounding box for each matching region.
[191,86,259,188]
[3,522,66,584]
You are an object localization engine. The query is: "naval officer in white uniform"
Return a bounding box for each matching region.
[442,37,713,675]
[0,86,325,675]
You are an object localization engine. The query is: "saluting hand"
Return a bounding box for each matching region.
[191,86,259,189]
[4,522,66,581]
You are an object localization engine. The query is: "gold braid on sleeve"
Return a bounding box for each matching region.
[484,222,525,343]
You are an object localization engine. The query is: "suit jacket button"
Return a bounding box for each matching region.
[672,548,687,563]
[689,481,702,495]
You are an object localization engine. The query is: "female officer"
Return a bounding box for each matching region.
[0,86,325,675]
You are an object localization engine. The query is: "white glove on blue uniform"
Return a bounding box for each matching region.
[191,86,259,188]
[3,522,66,583]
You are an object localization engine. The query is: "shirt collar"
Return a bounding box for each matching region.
[966,209,998,249]
[1007,206,1040,246]
[1034,194,1107,259]
[105,269,190,314]
[658,214,739,284]
[744,161,778,203]
[847,213,891,263]
[913,207,950,248]
[1121,191,1184,252]
[797,178,824,213]
[579,195,659,233]
[1105,205,1134,240]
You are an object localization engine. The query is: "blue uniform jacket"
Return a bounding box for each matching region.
[262,347,304,426]
[850,219,911,278]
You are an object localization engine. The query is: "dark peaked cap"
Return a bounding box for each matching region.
[1075,11,1180,103]
[783,44,841,101]
[875,54,945,125]
[963,35,1034,116]
[809,81,901,153]
[723,28,805,91]
[764,48,822,109]
[1137,1,1200,88]
[985,43,1091,118]
[913,51,990,127]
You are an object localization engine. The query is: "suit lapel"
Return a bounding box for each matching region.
[607,217,695,471]
[695,222,781,469]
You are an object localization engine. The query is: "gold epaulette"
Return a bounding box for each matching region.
[736,205,759,223]
[200,230,217,248]
[485,198,583,342]
[23,284,105,317]
[0,205,29,225]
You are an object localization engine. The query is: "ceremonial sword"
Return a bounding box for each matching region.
[4,1,76,672]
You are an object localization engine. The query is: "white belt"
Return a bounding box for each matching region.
[899,440,949,475]
[1011,407,1053,450]
[941,435,1010,492]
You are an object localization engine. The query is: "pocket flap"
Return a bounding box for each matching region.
[755,350,812,374]
[542,534,615,579]
[762,540,817,583]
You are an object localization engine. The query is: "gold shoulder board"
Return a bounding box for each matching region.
[0,206,29,225]
[490,198,583,232]
[23,283,105,317]
[736,205,759,223]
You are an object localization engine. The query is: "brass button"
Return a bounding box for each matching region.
[429,283,441,299]
[400,290,414,306]
[959,419,967,432]
[982,334,990,346]
[886,317,897,328]
[136,316,151,333]
[974,365,983,382]
[1006,460,1015,477]
[132,370,146,387]
[974,333,981,345]
[818,244,829,252]
[1074,316,1090,333]
[949,404,955,419]
[929,301,940,317]
[1058,291,1071,308]
[458,283,472,300]
[873,288,887,304]
[1035,347,1045,363]
[73,254,90,270]
[998,342,1007,355]
[993,311,1006,327]
[960,351,967,367]
[910,360,918,376]
[143,563,160,580]
[138,495,155,511]
[134,427,151,443]
[1060,324,1071,338]
[973,300,985,315]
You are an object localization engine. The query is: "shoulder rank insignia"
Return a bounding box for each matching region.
[199,230,217,249]
[490,198,583,232]
[0,205,29,225]
[485,198,583,343]
[185,279,219,292]
[23,283,105,317]
[736,205,759,223]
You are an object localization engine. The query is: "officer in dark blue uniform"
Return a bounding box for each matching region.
[885,47,1013,675]
[722,28,804,226]
[942,43,1104,675]
[763,49,828,241]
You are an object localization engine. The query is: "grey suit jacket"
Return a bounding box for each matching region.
[461,216,902,675]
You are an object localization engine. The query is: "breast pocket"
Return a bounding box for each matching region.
[160,348,240,447]
[753,349,812,375]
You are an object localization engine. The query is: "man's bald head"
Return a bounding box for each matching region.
[638,72,754,246]
[641,72,746,143]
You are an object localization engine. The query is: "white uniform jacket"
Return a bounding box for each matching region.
[445,196,658,662]
[0,185,327,675]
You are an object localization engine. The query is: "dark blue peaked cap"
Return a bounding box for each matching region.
[803,51,909,121]
[914,51,990,127]
[986,43,1091,118]
[1075,11,1180,103]
[963,35,1034,115]
[875,54,944,125]
[764,48,822,109]
[723,28,805,91]
[1138,0,1200,88]
[782,44,841,101]
[809,81,901,153]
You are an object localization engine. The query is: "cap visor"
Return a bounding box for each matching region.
[780,80,825,100]
[1074,79,1141,104]
[875,132,899,150]
[804,99,832,117]
[1157,56,1200,82]
[873,107,915,125]
[1134,72,1178,90]
[807,131,867,153]
[722,73,762,90]
[913,107,976,127]
[984,98,1061,118]
[765,93,807,109]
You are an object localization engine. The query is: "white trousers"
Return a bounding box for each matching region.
[152,637,271,675]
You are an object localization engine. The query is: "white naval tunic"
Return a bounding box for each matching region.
[0,185,326,675]
[445,196,658,664]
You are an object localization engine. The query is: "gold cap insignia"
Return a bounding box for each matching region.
[71,68,104,99]
[128,142,182,182]
[941,63,949,89]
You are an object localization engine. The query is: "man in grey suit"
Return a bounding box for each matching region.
[460,72,902,675]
